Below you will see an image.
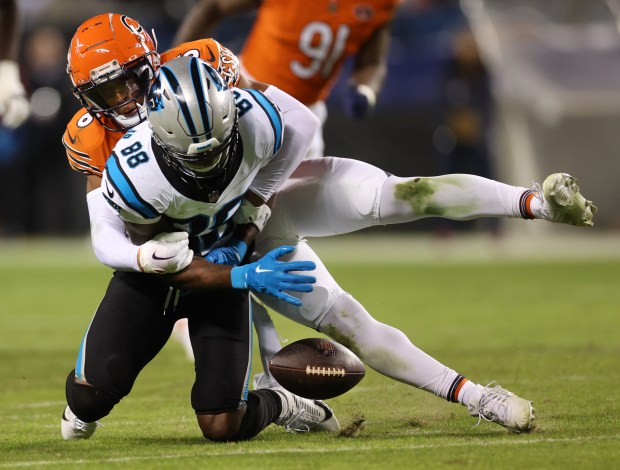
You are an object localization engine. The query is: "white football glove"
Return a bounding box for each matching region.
[0,60,30,129]
[137,232,194,274]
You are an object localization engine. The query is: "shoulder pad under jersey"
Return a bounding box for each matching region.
[235,87,284,160]
[62,109,124,177]
[161,38,240,88]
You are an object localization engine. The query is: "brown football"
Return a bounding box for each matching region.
[268,338,365,399]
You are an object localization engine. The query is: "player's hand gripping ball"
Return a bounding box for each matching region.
[268,338,365,399]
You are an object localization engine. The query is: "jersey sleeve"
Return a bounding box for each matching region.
[236,87,315,202]
[161,39,241,88]
[101,152,162,224]
[238,88,284,160]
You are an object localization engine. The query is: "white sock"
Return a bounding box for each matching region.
[252,300,282,387]
[458,381,483,406]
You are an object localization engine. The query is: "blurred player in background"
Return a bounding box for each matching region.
[174,0,401,158]
[433,25,499,236]
[61,13,596,439]
[0,0,30,129]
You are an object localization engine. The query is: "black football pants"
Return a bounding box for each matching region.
[68,270,252,415]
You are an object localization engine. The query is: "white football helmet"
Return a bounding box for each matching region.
[147,56,239,182]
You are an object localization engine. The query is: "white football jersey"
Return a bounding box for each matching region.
[101,87,285,255]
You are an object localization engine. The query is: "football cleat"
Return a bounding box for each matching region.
[467,384,535,434]
[538,173,596,226]
[61,405,99,440]
[272,386,340,433]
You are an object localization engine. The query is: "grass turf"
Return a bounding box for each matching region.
[0,238,618,469]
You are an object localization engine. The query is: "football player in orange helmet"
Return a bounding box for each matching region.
[67,14,160,132]
[62,13,254,366]
[61,12,247,411]
[62,14,248,273]
[63,14,244,187]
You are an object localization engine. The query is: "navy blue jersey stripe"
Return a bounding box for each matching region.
[64,151,102,175]
[189,57,211,137]
[160,65,199,143]
[61,138,92,160]
[245,89,283,155]
[62,140,103,175]
[105,153,159,219]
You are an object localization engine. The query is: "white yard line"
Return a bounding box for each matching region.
[2,434,618,467]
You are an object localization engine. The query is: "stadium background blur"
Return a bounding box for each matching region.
[1,0,619,238]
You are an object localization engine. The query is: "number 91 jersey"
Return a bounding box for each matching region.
[241,0,400,105]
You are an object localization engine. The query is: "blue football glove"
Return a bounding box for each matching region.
[230,245,316,306]
[205,239,248,267]
[343,83,376,120]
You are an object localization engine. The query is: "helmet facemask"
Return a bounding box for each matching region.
[147,57,241,193]
[73,55,157,132]
[155,115,239,179]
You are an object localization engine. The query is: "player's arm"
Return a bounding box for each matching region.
[205,87,317,267]
[246,86,320,200]
[122,218,232,288]
[205,190,272,266]
[344,21,393,120]
[84,174,139,270]
[85,174,140,272]
[124,218,315,306]
[173,0,261,45]
[86,173,193,274]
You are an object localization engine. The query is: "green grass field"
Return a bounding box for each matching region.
[1,235,619,469]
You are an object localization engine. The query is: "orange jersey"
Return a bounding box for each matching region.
[63,38,240,177]
[241,0,400,105]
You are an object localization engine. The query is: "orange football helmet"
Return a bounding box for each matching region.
[67,13,160,131]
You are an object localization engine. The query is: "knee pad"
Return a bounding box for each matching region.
[65,370,120,423]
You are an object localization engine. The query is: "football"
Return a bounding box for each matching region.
[268,338,365,399]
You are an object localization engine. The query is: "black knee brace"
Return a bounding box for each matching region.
[65,370,120,423]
